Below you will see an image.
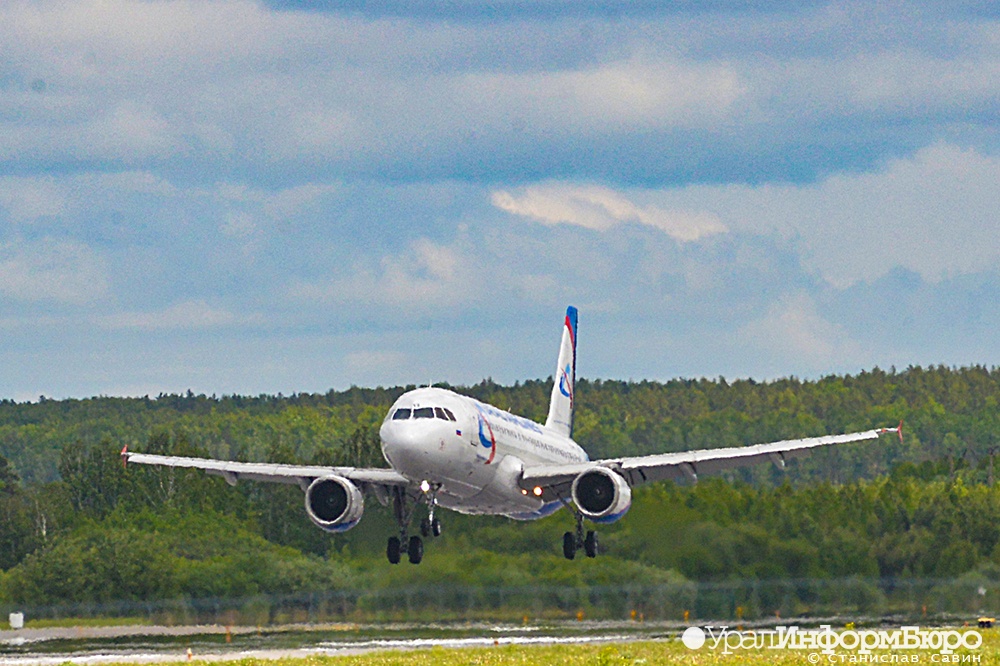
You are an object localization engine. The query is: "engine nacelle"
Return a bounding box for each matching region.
[571,468,632,523]
[304,476,364,533]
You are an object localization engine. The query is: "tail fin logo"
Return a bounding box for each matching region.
[545,305,578,438]
[558,364,573,402]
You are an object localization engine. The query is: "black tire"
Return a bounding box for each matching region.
[408,535,424,564]
[562,531,577,560]
[420,517,431,537]
[584,530,598,558]
[387,536,401,564]
[431,517,442,537]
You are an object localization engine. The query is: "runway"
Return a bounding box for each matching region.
[0,622,668,664]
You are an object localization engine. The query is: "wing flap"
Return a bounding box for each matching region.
[123,452,411,487]
[522,426,898,490]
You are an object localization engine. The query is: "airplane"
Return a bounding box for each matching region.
[122,306,901,565]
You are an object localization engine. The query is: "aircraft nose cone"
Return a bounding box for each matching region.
[380,421,451,479]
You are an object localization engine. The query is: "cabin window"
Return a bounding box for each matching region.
[443,408,457,421]
[392,408,412,420]
[413,407,435,419]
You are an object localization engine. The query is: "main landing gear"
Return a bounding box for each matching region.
[562,509,598,560]
[386,535,423,565]
[386,483,442,565]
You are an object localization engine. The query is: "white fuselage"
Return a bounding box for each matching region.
[379,387,588,518]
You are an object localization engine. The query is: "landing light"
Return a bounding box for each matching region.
[420,480,431,493]
[533,486,543,497]
[521,489,528,495]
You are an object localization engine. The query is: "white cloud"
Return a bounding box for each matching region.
[654,143,1000,287]
[3,1,1000,396]
[738,293,866,371]
[220,211,257,238]
[1,0,324,165]
[813,143,1000,285]
[0,177,67,222]
[0,239,109,305]
[6,0,299,75]
[0,171,181,229]
[261,183,343,220]
[209,182,343,222]
[396,238,471,302]
[85,171,178,197]
[83,103,177,161]
[492,183,727,242]
[289,237,479,311]
[381,238,461,301]
[791,51,1000,116]
[566,60,744,127]
[1,0,996,183]
[457,57,745,135]
[97,300,243,331]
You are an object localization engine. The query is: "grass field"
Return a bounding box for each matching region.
[4,623,995,664]
[8,616,150,630]
[171,630,999,665]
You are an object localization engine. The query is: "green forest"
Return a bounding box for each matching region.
[2,366,1000,619]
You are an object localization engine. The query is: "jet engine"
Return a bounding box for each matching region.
[571,468,632,523]
[304,476,364,533]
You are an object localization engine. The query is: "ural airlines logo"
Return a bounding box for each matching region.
[477,414,497,464]
[558,364,573,402]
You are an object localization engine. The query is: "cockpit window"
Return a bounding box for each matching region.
[397,406,456,421]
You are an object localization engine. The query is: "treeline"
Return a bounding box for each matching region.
[2,446,999,608]
[2,436,1000,606]
[0,387,398,485]
[0,433,687,604]
[3,366,1000,608]
[5,366,1000,486]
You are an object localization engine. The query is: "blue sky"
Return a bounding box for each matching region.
[1,0,999,399]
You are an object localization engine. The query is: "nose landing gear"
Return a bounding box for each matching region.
[419,481,443,538]
[420,516,442,537]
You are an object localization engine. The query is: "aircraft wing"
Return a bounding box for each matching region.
[122,449,411,491]
[520,425,901,494]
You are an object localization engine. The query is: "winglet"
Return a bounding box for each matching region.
[878,421,904,443]
[120,444,129,469]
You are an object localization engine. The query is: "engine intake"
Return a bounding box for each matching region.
[304,476,364,533]
[571,468,632,523]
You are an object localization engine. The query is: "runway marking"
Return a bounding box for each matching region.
[0,634,639,665]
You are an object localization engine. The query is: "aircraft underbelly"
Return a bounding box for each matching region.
[441,453,543,516]
[437,435,501,499]
[411,460,483,500]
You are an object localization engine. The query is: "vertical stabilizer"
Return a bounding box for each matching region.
[545,306,577,437]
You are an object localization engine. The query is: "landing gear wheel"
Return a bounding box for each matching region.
[420,514,443,538]
[390,486,421,565]
[584,530,598,558]
[387,536,401,564]
[408,535,424,564]
[562,531,577,560]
